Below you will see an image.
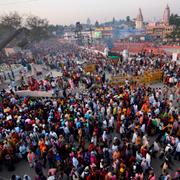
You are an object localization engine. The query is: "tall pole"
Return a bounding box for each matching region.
[90,27,93,45]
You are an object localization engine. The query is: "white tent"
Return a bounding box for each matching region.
[15,90,53,97]
[46,71,62,78]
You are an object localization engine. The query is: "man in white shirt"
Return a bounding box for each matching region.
[165,144,172,153]
[153,141,160,152]
[23,175,32,180]
[120,124,125,139]
[102,130,108,142]
[146,152,151,168]
[19,143,27,159]
[109,116,114,132]
[141,124,146,134]
[72,156,79,169]
[132,131,137,144]
[91,133,97,146]
[50,131,58,139]
[174,141,180,160]
[63,125,70,135]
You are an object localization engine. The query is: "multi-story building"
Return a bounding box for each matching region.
[146,22,175,39]
[95,26,113,39]
[146,5,175,40]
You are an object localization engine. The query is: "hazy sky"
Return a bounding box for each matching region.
[0,0,179,25]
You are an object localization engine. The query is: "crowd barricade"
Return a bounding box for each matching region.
[84,64,96,73]
[144,70,163,84]
[109,76,128,86]
[109,70,163,86]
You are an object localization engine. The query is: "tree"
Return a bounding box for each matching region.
[126,16,130,22]
[0,12,22,30]
[0,12,57,45]
[87,18,91,25]
[75,22,83,32]
[112,17,116,24]
[95,21,99,27]
[26,15,48,29]
[0,12,24,47]
[169,14,180,27]
[26,15,49,40]
[168,13,180,42]
[48,25,64,36]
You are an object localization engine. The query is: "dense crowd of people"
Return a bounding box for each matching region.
[0,41,179,180]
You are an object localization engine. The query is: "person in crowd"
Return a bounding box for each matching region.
[0,41,179,180]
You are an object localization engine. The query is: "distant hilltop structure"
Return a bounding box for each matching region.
[135,8,144,30]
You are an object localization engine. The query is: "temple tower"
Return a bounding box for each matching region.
[136,8,144,29]
[163,4,170,25]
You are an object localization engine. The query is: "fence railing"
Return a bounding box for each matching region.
[109,69,163,86]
